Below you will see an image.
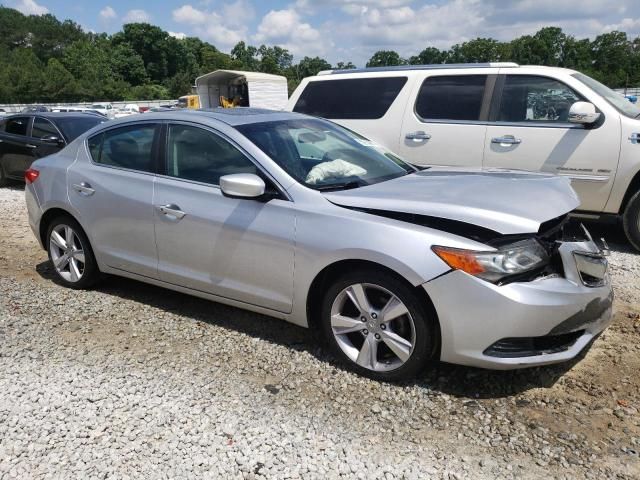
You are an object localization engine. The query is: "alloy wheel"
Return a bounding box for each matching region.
[330,283,416,372]
[49,224,86,283]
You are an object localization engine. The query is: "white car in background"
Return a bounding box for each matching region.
[91,103,116,119]
[114,104,140,119]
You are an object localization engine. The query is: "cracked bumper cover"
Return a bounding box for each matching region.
[423,240,613,369]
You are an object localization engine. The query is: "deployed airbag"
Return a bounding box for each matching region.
[306,159,367,184]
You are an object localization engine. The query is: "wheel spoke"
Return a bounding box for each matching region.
[356,335,378,369]
[53,253,69,270]
[64,226,74,248]
[346,284,371,314]
[380,295,408,323]
[69,258,81,282]
[50,230,67,250]
[380,330,412,362]
[331,314,365,334]
[73,250,85,264]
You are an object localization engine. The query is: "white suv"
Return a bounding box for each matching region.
[287,63,640,250]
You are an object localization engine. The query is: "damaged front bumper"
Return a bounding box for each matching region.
[423,238,613,370]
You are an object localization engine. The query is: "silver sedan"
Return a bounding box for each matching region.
[24,108,613,380]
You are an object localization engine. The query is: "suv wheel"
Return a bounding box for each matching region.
[46,216,100,289]
[623,190,640,251]
[321,269,436,381]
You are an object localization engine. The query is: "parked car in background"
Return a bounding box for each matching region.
[51,106,107,117]
[90,103,115,119]
[114,104,140,119]
[0,112,105,186]
[0,109,7,117]
[21,105,49,113]
[23,109,612,380]
[288,63,640,251]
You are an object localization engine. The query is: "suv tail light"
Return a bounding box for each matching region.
[25,168,39,184]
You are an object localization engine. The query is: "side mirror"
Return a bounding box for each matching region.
[41,134,64,145]
[219,173,265,199]
[568,101,601,125]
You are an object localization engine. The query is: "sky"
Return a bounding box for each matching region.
[8,0,640,66]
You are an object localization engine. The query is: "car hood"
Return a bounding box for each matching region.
[323,167,580,235]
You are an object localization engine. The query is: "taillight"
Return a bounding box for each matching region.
[25,168,39,184]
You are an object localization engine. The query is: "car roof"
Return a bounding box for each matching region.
[110,108,307,127]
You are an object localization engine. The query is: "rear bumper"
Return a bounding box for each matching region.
[423,240,613,370]
[25,184,44,249]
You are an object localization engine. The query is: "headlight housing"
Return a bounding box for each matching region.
[432,238,549,283]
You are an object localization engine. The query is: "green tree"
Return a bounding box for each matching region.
[591,31,630,87]
[366,50,406,67]
[409,47,446,65]
[334,61,356,69]
[42,58,78,102]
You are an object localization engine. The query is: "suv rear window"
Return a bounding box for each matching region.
[293,77,407,119]
[415,75,487,121]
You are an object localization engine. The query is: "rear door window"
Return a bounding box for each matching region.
[5,117,31,136]
[415,75,488,121]
[88,124,158,173]
[293,77,408,119]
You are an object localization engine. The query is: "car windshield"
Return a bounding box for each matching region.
[573,72,640,118]
[236,118,415,190]
[56,117,105,141]
[91,104,107,109]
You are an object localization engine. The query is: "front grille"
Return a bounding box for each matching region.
[484,330,585,358]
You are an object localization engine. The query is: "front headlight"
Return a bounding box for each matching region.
[432,238,549,283]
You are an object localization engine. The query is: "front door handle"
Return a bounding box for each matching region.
[405,131,431,141]
[491,135,522,145]
[72,182,95,196]
[157,204,186,220]
[25,144,37,149]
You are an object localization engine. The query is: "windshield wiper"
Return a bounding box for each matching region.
[315,180,364,191]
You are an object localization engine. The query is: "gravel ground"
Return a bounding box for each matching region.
[0,184,639,479]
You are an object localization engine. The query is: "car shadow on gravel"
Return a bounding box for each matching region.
[1,182,25,191]
[35,259,596,400]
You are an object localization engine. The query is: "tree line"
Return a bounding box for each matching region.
[0,6,638,104]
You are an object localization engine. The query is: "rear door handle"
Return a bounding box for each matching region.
[629,133,640,143]
[157,204,186,220]
[491,135,522,145]
[405,131,431,141]
[72,182,95,196]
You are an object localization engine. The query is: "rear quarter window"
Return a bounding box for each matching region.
[293,77,408,119]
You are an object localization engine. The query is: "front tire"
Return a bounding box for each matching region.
[623,190,640,251]
[46,216,100,289]
[320,269,436,381]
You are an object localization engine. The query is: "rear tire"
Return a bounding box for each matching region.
[320,268,436,381]
[623,190,640,252]
[46,216,100,289]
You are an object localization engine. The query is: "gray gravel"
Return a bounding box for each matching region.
[1,185,639,479]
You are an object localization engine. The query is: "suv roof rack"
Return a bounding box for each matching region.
[318,62,519,76]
